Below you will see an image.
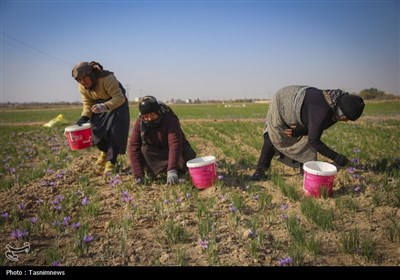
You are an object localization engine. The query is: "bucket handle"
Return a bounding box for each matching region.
[64,131,76,144]
[82,135,92,144]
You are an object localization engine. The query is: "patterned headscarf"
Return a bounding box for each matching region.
[322,89,348,118]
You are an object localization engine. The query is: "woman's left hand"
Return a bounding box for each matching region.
[91,103,108,113]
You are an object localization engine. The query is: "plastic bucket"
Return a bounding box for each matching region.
[64,123,92,150]
[303,161,337,197]
[186,156,217,189]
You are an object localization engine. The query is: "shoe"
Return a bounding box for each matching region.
[103,161,115,175]
[251,169,266,181]
[95,152,107,166]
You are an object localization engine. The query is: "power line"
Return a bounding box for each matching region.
[1,32,73,66]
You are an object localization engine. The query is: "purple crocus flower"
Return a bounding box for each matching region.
[229,203,237,212]
[350,158,359,165]
[122,196,133,203]
[1,212,10,219]
[280,214,288,220]
[217,174,224,180]
[9,167,16,174]
[81,197,89,206]
[11,229,28,239]
[52,261,61,266]
[83,235,94,243]
[200,240,208,249]
[71,222,80,229]
[121,190,129,197]
[346,167,356,174]
[30,217,38,224]
[354,186,361,193]
[108,175,122,187]
[252,194,259,201]
[62,216,71,226]
[279,256,293,266]
[55,170,65,179]
[280,204,288,210]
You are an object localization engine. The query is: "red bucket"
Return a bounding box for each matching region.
[303,161,337,197]
[186,156,217,189]
[64,123,92,150]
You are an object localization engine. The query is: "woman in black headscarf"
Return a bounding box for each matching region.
[72,61,130,175]
[252,85,365,181]
[128,96,196,185]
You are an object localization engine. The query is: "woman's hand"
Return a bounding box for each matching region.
[284,125,297,138]
[91,103,108,113]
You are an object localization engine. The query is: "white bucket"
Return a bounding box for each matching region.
[303,161,337,197]
[64,123,92,150]
[186,156,217,189]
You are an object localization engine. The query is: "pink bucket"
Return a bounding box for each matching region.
[64,123,92,150]
[186,156,217,189]
[303,161,337,197]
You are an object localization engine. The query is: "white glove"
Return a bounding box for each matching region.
[91,103,108,113]
[166,170,179,185]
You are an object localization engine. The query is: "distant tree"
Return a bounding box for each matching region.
[359,88,386,100]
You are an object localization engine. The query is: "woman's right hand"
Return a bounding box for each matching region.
[284,125,297,137]
[334,154,349,167]
[76,116,90,126]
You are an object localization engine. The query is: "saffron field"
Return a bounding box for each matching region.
[0,101,399,266]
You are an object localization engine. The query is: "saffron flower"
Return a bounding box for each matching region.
[280,204,288,210]
[280,214,288,220]
[11,229,28,240]
[346,167,356,174]
[279,256,293,266]
[71,222,80,229]
[229,203,237,212]
[81,197,89,206]
[83,235,94,243]
[200,240,208,249]
[1,212,10,219]
[62,216,71,226]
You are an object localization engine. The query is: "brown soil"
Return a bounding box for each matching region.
[1,118,399,267]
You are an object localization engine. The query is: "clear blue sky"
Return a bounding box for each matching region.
[1,0,399,103]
